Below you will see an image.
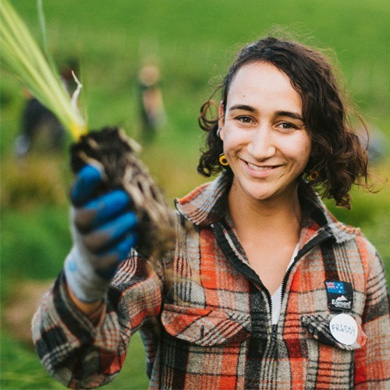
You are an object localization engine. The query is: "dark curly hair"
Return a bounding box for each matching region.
[197,36,369,209]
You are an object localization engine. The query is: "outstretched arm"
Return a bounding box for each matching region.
[32,165,164,389]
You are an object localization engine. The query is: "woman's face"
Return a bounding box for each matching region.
[219,62,311,204]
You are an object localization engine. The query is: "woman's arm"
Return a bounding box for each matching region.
[66,283,105,325]
[32,253,163,389]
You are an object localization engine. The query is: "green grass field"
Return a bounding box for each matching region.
[1,0,389,389]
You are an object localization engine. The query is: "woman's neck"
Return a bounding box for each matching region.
[227,181,303,295]
[227,183,302,242]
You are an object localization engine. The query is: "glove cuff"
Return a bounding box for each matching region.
[64,246,110,303]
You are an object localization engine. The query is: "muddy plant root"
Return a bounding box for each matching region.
[70,126,176,261]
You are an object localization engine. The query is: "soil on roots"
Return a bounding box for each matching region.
[70,127,176,261]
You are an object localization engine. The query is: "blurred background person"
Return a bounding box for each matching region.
[137,63,166,141]
[14,59,79,157]
[14,89,65,157]
[356,124,387,163]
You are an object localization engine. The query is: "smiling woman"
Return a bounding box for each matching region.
[33,36,390,390]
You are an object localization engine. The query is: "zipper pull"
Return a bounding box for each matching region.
[272,324,278,341]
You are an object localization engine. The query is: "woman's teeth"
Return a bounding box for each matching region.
[247,161,275,170]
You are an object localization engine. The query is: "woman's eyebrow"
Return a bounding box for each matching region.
[229,104,257,113]
[276,111,303,121]
[229,105,303,121]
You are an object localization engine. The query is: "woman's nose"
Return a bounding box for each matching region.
[247,126,276,160]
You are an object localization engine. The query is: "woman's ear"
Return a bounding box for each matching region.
[218,101,225,140]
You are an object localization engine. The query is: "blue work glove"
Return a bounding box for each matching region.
[64,164,138,302]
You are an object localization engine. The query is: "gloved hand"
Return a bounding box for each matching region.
[64,164,138,303]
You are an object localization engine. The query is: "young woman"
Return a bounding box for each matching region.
[33,37,390,389]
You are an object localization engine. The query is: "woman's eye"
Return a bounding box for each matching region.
[278,122,298,131]
[236,116,253,124]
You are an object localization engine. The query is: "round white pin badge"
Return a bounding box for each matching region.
[329,313,358,346]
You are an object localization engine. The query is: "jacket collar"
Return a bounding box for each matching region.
[175,173,358,244]
[174,172,231,227]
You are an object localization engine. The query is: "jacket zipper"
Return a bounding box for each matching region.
[211,222,278,341]
[211,222,333,341]
[280,228,333,301]
[273,228,333,337]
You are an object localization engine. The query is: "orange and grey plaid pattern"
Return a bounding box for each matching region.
[32,174,390,389]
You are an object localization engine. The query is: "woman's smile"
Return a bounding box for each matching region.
[240,157,283,178]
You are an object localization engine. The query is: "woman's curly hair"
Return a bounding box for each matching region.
[197,36,369,209]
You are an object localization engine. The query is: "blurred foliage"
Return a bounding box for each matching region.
[0,0,389,389]
[0,332,65,389]
[0,154,70,209]
[1,206,71,298]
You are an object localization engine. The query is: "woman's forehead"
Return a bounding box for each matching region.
[226,62,302,113]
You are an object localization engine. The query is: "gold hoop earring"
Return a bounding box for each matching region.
[219,153,229,167]
[307,170,319,182]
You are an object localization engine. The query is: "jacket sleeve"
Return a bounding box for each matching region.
[354,245,390,389]
[31,252,163,389]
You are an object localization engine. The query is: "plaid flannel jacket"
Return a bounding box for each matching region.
[32,173,390,389]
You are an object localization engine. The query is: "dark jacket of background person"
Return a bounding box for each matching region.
[32,173,390,389]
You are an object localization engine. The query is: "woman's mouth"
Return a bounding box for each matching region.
[241,159,282,177]
[246,161,278,171]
